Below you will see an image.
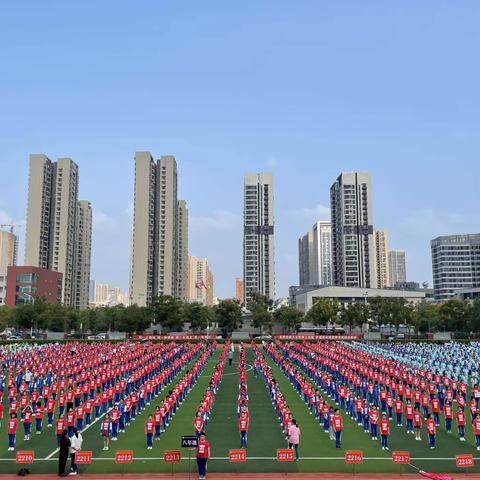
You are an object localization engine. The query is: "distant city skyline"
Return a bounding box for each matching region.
[1,2,480,298]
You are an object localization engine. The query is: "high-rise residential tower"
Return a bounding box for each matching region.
[298,231,314,286]
[129,152,187,306]
[243,172,275,305]
[24,154,92,308]
[235,277,244,304]
[330,172,376,289]
[176,200,189,301]
[0,229,17,306]
[312,221,333,286]
[431,234,480,301]
[74,200,92,310]
[388,249,406,288]
[374,229,390,288]
[187,256,213,306]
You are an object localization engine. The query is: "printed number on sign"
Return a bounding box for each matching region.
[115,450,133,463]
[392,451,410,464]
[345,450,363,464]
[75,452,93,464]
[276,449,294,462]
[164,451,181,463]
[229,449,246,462]
[16,451,34,464]
[456,454,475,468]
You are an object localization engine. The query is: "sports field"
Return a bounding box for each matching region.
[1,343,479,476]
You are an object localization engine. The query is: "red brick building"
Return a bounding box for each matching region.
[5,266,63,307]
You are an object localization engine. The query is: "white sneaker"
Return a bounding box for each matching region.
[69,472,77,476]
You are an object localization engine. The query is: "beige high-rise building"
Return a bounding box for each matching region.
[298,231,314,286]
[0,230,17,269]
[176,200,189,301]
[129,152,187,306]
[187,256,213,306]
[0,229,17,306]
[374,229,389,288]
[74,201,92,309]
[95,283,110,305]
[25,155,92,308]
[235,277,244,304]
[389,249,407,289]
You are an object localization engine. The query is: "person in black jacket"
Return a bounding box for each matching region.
[58,429,71,477]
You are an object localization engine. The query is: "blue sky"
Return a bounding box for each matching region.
[1,1,479,298]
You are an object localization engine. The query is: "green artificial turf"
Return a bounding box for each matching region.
[1,344,479,475]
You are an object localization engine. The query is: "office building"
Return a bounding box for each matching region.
[374,229,390,288]
[330,172,376,288]
[388,249,406,288]
[298,231,314,286]
[312,221,333,285]
[235,277,244,304]
[243,172,275,305]
[187,256,213,306]
[129,152,187,306]
[5,266,63,307]
[431,234,480,301]
[24,155,92,308]
[177,200,189,301]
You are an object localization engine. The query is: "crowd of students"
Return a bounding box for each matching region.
[237,343,249,448]
[265,340,480,451]
[1,341,209,452]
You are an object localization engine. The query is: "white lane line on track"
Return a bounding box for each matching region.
[2,456,477,462]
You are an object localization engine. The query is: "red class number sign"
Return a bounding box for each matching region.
[75,451,93,464]
[115,450,134,464]
[392,451,410,464]
[277,449,295,462]
[229,449,247,463]
[164,450,181,463]
[16,451,34,464]
[345,450,363,464]
[456,454,475,468]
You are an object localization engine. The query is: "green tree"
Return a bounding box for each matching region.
[438,299,469,333]
[273,305,303,333]
[0,306,12,332]
[114,305,151,333]
[469,299,480,334]
[339,302,369,333]
[148,295,183,332]
[214,299,243,336]
[412,303,439,333]
[306,298,340,327]
[183,302,211,332]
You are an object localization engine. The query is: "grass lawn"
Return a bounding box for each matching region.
[1,345,479,475]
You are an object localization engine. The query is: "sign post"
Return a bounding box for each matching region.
[115,450,133,477]
[164,450,181,477]
[392,451,410,476]
[277,448,295,478]
[345,450,363,476]
[456,453,475,471]
[16,451,34,464]
[181,435,198,480]
[75,451,93,465]
[229,449,246,475]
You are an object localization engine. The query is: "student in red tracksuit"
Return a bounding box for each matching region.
[333,409,343,449]
[456,406,466,441]
[7,413,19,451]
[145,414,154,449]
[56,415,67,446]
[239,411,249,448]
[196,432,210,480]
[23,405,33,441]
[413,406,422,441]
[194,414,204,439]
[474,413,480,451]
[100,413,112,451]
[425,414,436,449]
[379,413,390,450]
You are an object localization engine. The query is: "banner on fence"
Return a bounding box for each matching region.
[133,335,215,340]
[275,335,362,340]
[16,451,34,464]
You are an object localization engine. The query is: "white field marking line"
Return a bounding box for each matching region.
[43,347,206,459]
[1,456,476,461]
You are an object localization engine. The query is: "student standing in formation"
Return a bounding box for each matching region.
[287,419,301,460]
[196,432,210,480]
[145,414,154,450]
[369,406,379,440]
[100,413,112,451]
[239,411,249,448]
[474,413,480,451]
[413,406,422,441]
[333,409,343,449]
[379,413,390,450]
[194,413,204,439]
[425,414,436,449]
[7,413,19,451]
[456,406,466,441]
[23,405,33,440]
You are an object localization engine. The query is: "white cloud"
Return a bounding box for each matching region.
[190,210,241,232]
[93,211,116,233]
[288,204,330,220]
[125,202,134,221]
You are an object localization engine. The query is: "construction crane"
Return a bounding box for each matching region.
[0,224,25,234]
